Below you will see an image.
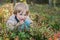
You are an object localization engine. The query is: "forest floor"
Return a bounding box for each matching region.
[0,3,60,40]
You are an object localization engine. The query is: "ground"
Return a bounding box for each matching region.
[0,3,60,40]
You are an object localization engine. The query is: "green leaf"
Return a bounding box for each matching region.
[10,33,16,38]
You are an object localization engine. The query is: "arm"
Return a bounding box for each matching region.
[6,19,24,31]
[25,16,33,27]
[26,16,33,24]
[6,20,16,31]
[15,22,21,27]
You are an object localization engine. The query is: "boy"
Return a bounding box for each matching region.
[6,3,32,31]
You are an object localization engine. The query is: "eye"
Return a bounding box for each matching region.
[24,14,27,16]
[17,10,21,13]
[20,14,22,15]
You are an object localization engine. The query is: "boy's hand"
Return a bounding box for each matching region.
[19,20,24,25]
[16,20,24,27]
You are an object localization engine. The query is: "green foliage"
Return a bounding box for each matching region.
[30,26,54,40]
[18,32,30,40]
[0,4,60,40]
[10,32,16,38]
[30,4,60,31]
[0,37,3,40]
[4,0,11,3]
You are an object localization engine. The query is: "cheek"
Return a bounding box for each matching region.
[17,15,25,20]
[18,16,22,19]
[24,16,27,19]
[20,16,27,20]
[16,14,21,19]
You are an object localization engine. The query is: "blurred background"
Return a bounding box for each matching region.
[0,0,60,40]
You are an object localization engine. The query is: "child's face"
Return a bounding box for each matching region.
[16,9,29,22]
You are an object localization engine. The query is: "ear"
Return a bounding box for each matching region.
[27,11,30,17]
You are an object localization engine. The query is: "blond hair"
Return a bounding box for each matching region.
[14,2,29,14]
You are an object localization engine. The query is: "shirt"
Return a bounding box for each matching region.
[6,14,32,31]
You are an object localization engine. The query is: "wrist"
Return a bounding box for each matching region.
[16,22,21,27]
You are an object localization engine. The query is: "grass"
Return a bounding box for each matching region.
[0,3,60,40]
[29,4,60,25]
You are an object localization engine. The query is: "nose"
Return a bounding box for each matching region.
[20,15,26,20]
[22,15,24,18]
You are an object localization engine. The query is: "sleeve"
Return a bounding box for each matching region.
[25,16,33,27]
[6,20,15,31]
[26,16,33,27]
[26,16,33,24]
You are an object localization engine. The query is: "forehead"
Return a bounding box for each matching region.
[14,3,29,11]
[17,7,28,12]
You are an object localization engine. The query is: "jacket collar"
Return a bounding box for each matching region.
[15,16,19,23]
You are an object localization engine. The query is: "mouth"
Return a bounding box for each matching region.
[20,19,25,21]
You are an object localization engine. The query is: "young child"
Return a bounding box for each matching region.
[6,3,32,31]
